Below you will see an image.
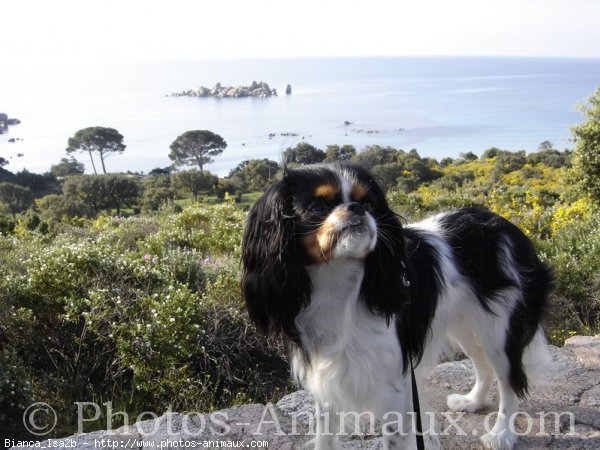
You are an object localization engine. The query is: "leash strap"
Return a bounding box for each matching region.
[410,358,425,450]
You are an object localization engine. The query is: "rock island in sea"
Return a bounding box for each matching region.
[0,112,21,134]
[171,81,279,98]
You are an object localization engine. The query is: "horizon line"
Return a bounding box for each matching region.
[10,53,600,67]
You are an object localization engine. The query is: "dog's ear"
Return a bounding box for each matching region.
[241,175,310,344]
[361,206,410,321]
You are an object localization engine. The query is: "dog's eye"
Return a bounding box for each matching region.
[309,200,327,214]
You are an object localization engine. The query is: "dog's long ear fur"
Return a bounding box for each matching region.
[360,184,410,322]
[241,175,310,344]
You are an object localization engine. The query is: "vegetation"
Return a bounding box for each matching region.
[62,175,141,217]
[169,130,227,172]
[173,169,218,202]
[141,175,177,211]
[324,144,357,162]
[50,156,85,178]
[227,159,281,191]
[573,87,600,203]
[283,142,326,165]
[0,200,290,438]
[66,127,126,174]
[0,182,33,219]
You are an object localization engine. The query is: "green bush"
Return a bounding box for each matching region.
[539,212,600,341]
[0,349,33,435]
[0,215,15,234]
[0,202,290,437]
[140,200,245,256]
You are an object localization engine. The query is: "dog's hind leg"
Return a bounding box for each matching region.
[449,319,519,449]
[479,351,519,450]
[479,323,520,450]
[447,332,494,413]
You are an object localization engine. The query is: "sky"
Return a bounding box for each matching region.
[2,0,600,64]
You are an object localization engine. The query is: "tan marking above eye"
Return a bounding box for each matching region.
[314,183,339,201]
[351,183,367,201]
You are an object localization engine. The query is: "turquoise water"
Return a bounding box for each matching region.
[1,56,599,175]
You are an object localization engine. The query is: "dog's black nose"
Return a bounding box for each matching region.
[346,202,365,215]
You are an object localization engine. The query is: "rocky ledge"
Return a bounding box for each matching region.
[171,81,278,98]
[14,336,600,449]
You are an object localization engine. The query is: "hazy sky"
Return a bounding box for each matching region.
[3,0,600,64]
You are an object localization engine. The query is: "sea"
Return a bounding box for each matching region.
[1,56,600,176]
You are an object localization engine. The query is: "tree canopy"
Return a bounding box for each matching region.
[0,182,33,219]
[66,127,126,174]
[324,144,356,162]
[169,130,227,172]
[173,169,218,201]
[102,175,141,216]
[141,176,176,211]
[228,159,280,191]
[283,142,326,165]
[50,157,85,178]
[351,145,398,169]
[63,174,140,215]
[573,88,600,204]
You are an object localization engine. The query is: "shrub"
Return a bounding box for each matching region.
[0,349,32,436]
[539,212,600,340]
[140,199,245,256]
[0,215,15,234]
[0,202,289,437]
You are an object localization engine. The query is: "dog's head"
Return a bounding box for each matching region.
[241,163,409,340]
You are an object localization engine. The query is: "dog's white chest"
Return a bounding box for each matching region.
[310,317,401,412]
[294,262,404,413]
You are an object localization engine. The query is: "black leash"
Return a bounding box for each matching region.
[410,358,425,450]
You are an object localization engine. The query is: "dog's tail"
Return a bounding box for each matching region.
[506,259,554,398]
[522,327,554,388]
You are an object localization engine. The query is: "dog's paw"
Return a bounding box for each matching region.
[306,437,342,450]
[446,393,484,413]
[480,429,517,450]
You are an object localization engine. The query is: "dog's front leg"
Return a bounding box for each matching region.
[380,379,418,450]
[313,400,341,450]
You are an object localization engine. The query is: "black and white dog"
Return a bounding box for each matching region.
[241,163,552,449]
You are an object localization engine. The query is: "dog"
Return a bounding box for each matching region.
[241,162,552,449]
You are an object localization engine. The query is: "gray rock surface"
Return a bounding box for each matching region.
[13,337,600,449]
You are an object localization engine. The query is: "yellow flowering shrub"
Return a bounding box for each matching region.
[443,156,496,183]
[486,189,548,237]
[501,163,570,191]
[551,197,595,236]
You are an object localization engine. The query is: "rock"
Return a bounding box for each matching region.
[171,81,278,98]
[565,335,600,347]
[0,113,21,131]
[12,337,600,449]
[565,335,600,370]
